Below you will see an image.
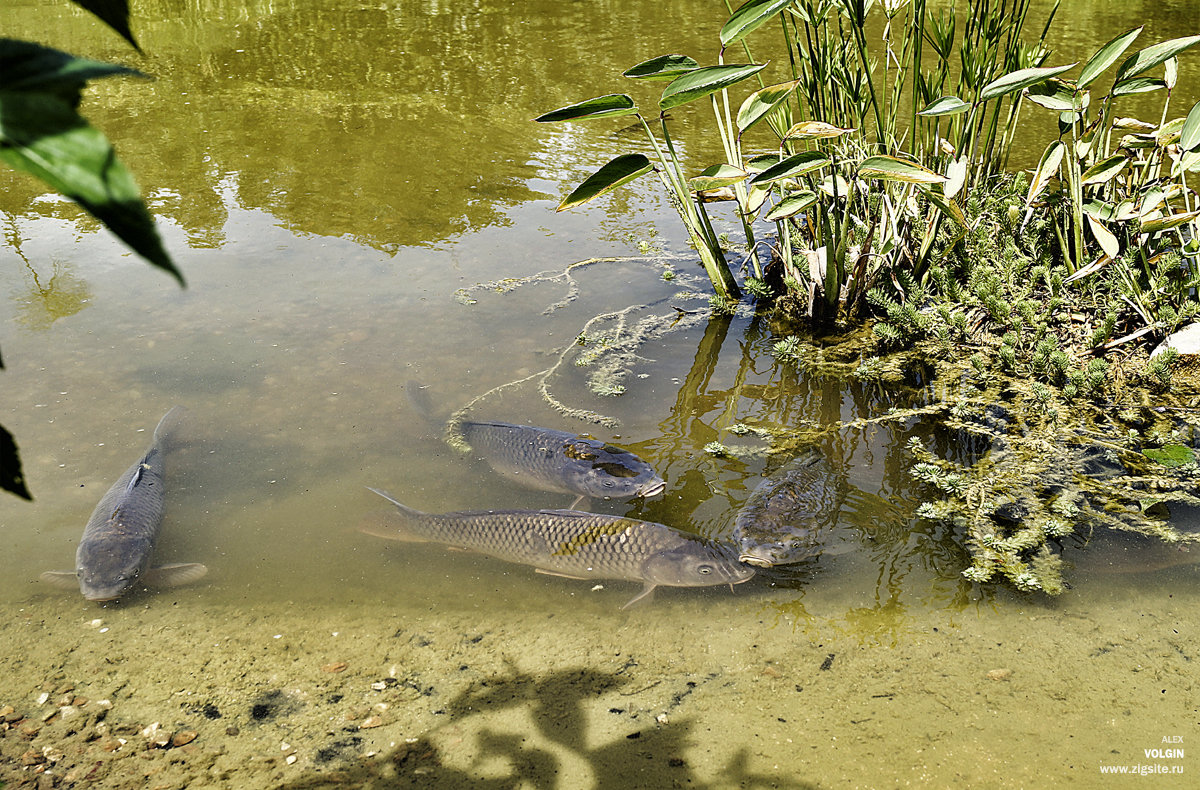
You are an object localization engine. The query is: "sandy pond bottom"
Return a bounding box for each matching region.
[0,572,1195,790]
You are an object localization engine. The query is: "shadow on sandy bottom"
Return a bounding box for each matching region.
[282,665,818,789]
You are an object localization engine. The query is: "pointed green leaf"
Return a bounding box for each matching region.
[1115,35,1200,82]
[721,0,796,46]
[1025,79,1087,112]
[1112,77,1166,97]
[623,54,700,81]
[745,153,783,172]
[556,154,652,212]
[660,63,768,111]
[783,120,856,139]
[1025,140,1065,209]
[859,155,946,184]
[0,91,182,285]
[1086,214,1120,259]
[70,0,140,51]
[1078,27,1142,88]
[945,156,968,199]
[918,185,968,229]
[535,94,637,122]
[918,96,970,116]
[0,39,143,95]
[1080,154,1128,186]
[1182,100,1200,152]
[1139,211,1200,234]
[737,80,800,132]
[765,191,818,221]
[978,62,1078,102]
[747,150,830,186]
[689,164,747,193]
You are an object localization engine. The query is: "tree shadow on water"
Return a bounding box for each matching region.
[282,664,817,789]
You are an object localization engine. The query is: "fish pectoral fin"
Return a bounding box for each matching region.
[142,563,209,588]
[39,571,79,590]
[621,582,657,610]
[534,568,591,580]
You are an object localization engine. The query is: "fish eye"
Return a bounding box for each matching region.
[697,564,713,575]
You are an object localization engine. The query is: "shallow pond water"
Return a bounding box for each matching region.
[1,1,1197,787]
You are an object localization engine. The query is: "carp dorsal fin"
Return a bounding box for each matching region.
[621,581,657,609]
[39,570,79,590]
[142,563,208,588]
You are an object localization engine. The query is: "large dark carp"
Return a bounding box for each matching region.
[40,406,207,601]
[733,450,842,568]
[364,487,753,608]
[458,420,666,504]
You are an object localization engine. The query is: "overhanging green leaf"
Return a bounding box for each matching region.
[1025,79,1086,112]
[623,54,700,81]
[0,423,31,500]
[70,0,139,51]
[918,96,970,116]
[859,155,946,184]
[978,62,1077,103]
[689,164,747,193]
[765,191,817,221]
[748,150,830,186]
[0,39,143,96]
[0,91,182,285]
[1115,34,1200,82]
[660,63,768,111]
[1182,100,1200,152]
[1111,77,1166,97]
[721,0,796,46]
[1080,154,1128,186]
[535,94,636,122]
[556,154,652,212]
[737,80,800,132]
[1078,27,1142,88]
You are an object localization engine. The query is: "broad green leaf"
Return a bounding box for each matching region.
[1025,79,1086,112]
[623,54,700,81]
[1111,77,1166,97]
[1078,27,1142,88]
[918,95,970,116]
[1,423,31,500]
[1083,200,1118,222]
[0,91,181,285]
[918,184,968,228]
[1143,444,1196,468]
[689,164,747,193]
[745,153,783,172]
[945,156,968,199]
[1115,35,1200,82]
[1080,154,1128,186]
[783,120,855,139]
[859,155,946,184]
[737,80,800,132]
[0,39,142,96]
[765,191,818,221]
[1156,116,1186,146]
[70,0,139,51]
[1113,117,1157,132]
[978,62,1077,103]
[721,0,796,46]
[556,154,652,212]
[745,182,771,213]
[1025,140,1064,209]
[1182,100,1200,152]
[1140,210,1200,234]
[660,63,768,111]
[535,94,636,122]
[1180,149,1200,174]
[1086,214,1120,259]
[748,150,830,186]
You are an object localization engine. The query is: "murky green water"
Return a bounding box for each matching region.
[1,1,1197,787]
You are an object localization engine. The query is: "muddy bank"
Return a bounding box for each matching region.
[1,568,1195,789]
